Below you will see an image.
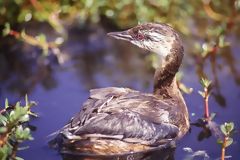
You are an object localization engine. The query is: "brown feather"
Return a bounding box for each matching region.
[50,23,190,156]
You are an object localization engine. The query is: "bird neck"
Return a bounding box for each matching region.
[153,46,183,98]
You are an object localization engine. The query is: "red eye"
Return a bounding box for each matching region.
[137,34,144,40]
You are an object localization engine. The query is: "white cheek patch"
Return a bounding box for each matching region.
[143,39,174,58]
[152,42,172,58]
[146,32,176,57]
[130,35,175,62]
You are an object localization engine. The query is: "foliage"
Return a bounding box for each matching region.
[1,0,239,59]
[217,122,234,160]
[198,78,212,99]
[0,0,65,34]
[2,23,63,56]
[0,96,37,160]
[217,122,234,147]
[198,77,212,119]
[1,1,238,27]
[196,77,235,160]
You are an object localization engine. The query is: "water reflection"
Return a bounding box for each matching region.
[0,23,240,159]
[0,42,57,97]
[61,25,153,91]
[191,39,240,107]
[62,147,175,160]
[220,45,240,85]
[191,119,223,142]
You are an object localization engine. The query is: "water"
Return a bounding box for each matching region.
[0,24,239,160]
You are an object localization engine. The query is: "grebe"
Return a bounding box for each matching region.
[51,22,189,155]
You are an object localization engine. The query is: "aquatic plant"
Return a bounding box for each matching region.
[194,79,235,159]
[198,78,212,120]
[217,122,234,160]
[0,95,37,160]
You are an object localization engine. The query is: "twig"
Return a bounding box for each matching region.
[221,136,226,160]
[204,88,209,119]
[10,142,19,159]
[202,0,240,23]
[29,0,43,11]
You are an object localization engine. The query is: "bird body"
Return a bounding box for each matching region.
[51,22,189,155]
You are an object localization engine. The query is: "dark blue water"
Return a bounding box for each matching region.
[0,25,239,160]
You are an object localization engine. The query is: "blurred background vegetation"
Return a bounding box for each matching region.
[0,0,240,159]
[1,0,240,43]
[1,0,240,97]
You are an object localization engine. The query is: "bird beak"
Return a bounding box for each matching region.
[107,31,133,41]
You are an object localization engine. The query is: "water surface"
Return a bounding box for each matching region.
[0,24,239,160]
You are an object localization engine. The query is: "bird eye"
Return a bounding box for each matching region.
[137,33,144,40]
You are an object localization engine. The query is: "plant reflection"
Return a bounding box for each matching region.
[191,35,240,107]
[191,119,223,142]
[0,41,57,96]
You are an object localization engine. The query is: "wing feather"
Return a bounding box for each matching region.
[61,87,179,145]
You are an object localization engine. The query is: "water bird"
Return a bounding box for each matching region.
[50,22,189,156]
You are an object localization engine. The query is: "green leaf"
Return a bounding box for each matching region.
[28,111,38,117]
[15,126,33,141]
[2,23,10,36]
[225,122,234,133]
[220,124,228,136]
[15,104,28,115]
[15,125,24,140]
[20,30,26,37]
[0,96,36,158]
[179,82,193,94]
[15,102,20,108]
[198,91,205,98]
[225,138,233,147]
[9,103,28,123]
[0,127,7,133]
[36,34,46,44]
[25,94,29,107]
[200,78,211,88]
[5,99,9,109]
[14,0,24,5]
[19,114,29,123]
[9,110,16,122]
[0,115,8,126]
[0,144,10,160]
[221,122,235,136]
[15,157,24,160]
[28,101,37,108]
[217,138,223,145]
[219,35,225,47]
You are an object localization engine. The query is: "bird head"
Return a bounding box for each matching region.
[108,23,183,61]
